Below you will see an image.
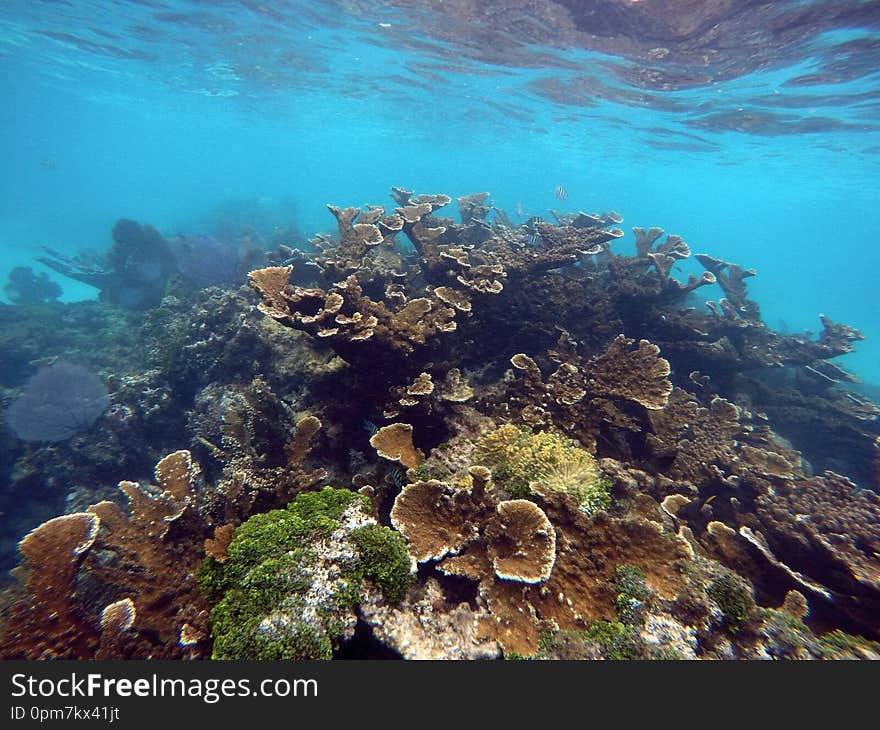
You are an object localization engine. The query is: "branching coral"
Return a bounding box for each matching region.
[502,332,674,449]
[248,266,461,369]
[1,451,211,659]
[750,470,880,634]
[584,335,672,410]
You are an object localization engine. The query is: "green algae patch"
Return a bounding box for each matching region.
[707,573,755,633]
[350,524,414,604]
[203,486,412,659]
[816,629,880,659]
[613,564,651,626]
[472,424,609,514]
[584,620,641,660]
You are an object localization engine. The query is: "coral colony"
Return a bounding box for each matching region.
[1,189,879,660]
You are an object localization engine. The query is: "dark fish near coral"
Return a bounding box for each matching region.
[553,185,568,201]
[389,467,407,490]
[362,418,379,438]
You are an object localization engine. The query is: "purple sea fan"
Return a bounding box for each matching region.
[4,361,110,442]
[171,234,241,289]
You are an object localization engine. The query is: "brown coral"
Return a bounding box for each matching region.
[457,192,492,223]
[284,414,322,465]
[390,479,487,562]
[118,449,198,540]
[695,253,759,320]
[389,469,692,657]
[751,470,880,632]
[485,499,556,583]
[248,267,460,368]
[502,333,674,449]
[370,423,425,470]
[204,524,235,563]
[2,513,102,658]
[585,335,672,410]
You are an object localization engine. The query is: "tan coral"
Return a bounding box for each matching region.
[248,265,294,321]
[586,335,672,410]
[370,423,425,470]
[205,524,235,563]
[510,353,542,380]
[325,204,385,270]
[390,479,483,562]
[284,414,322,465]
[390,186,414,205]
[396,202,433,223]
[440,247,471,268]
[660,494,692,518]
[1,512,103,658]
[100,598,136,634]
[647,390,748,483]
[18,512,100,607]
[118,450,199,540]
[411,193,452,211]
[8,450,216,659]
[475,498,693,657]
[438,368,474,403]
[485,500,556,583]
[406,373,435,396]
[179,623,206,647]
[434,286,472,313]
[751,470,880,626]
[390,468,692,658]
[249,268,460,367]
[457,192,492,222]
[633,226,664,258]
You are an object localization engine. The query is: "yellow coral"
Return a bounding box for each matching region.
[472,425,608,514]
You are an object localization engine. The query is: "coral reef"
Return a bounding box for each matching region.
[39,219,176,309]
[3,266,62,305]
[2,187,878,661]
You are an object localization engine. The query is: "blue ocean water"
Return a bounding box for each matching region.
[1,0,879,383]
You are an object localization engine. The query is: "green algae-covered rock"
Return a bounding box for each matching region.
[201,487,414,659]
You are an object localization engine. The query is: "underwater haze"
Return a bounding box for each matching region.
[2,0,880,379]
[2,0,880,661]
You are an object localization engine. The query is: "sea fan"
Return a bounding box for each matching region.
[4,361,110,442]
[171,234,241,289]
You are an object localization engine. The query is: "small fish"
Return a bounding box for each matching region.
[515,201,524,218]
[704,495,717,506]
[362,419,379,438]
[389,467,407,490]
[40,158,56,169]
[553,185,568,201]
